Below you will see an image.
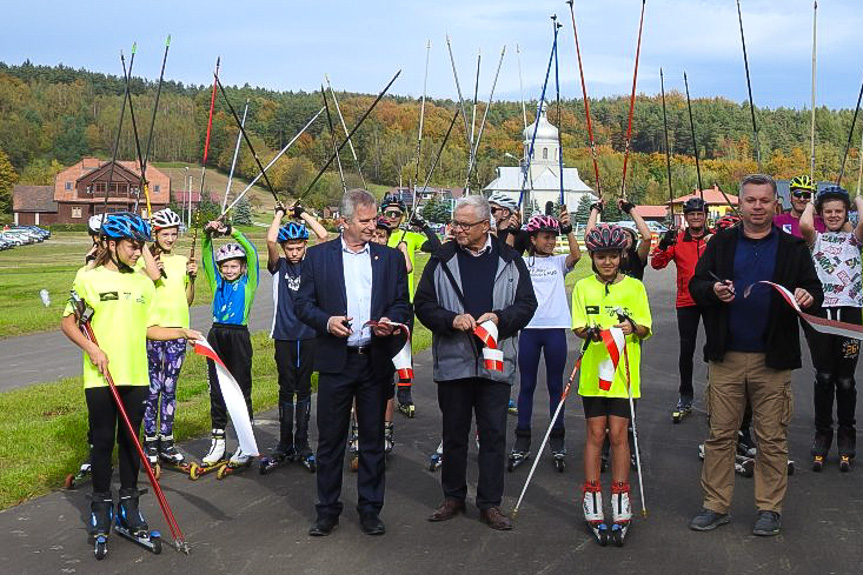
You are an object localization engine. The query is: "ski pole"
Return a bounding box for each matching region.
[736,0,762,172]
[512,339,588,519]
[620,0,646,202]
[70,293,190,553]
[683,72,704,199]
[101,48,136,220]
[321,86,348,194]
[660,68,674,225]
[199,57,220,208]
[325,74,366,188]
[222,99,249,212]
[552,15,564,206]
[139,35,171,219]
[615,308,647,518]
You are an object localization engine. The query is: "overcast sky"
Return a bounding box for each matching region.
[2,0,861,109]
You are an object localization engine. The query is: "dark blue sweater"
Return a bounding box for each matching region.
[456,241,498,319]
[727,227,778,353]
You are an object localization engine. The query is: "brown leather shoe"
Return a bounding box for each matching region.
[428,499,466,522]
[480,507,513,531]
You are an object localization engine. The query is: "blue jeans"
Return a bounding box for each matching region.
[516,329,567,432]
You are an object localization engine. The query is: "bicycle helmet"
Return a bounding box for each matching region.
[789,174,816,192]
[151,208,182,231]
[683,197,707,214]
[715,213,741,231]
[380,193,407,213]
[376,215,393,231]
[277,221,309,243]
[525,214,560,235]
[487,192,519,212]
[815,185,851,214]
[88,214,105,236]
[100,212,151,242]
[215,243,247,263]
[585,223,628,253]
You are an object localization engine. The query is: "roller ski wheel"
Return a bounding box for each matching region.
[64,470,90,490]
[610,522,629,547]
[93,534,108,560]
[840,455,853,472]
[217,459,253,480]
[507,450,530,472]
[188,460,228,481]
[397,402,415,419]
[587,521,609,546]
[259,454,289,475]
[115,489,161,554]
[88,492,113,560]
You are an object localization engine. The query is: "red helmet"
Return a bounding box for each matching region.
[525,214,560,235]
[585,223,628,253]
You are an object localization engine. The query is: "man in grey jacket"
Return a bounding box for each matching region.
[415,195,537,530]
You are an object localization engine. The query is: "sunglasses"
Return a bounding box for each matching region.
[383,210,403,219]
[791,191,812,199]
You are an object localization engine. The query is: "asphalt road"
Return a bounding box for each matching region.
[2,268,863,574]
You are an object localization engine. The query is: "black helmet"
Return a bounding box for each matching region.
[683,197,707,214]
[815,185,850,214]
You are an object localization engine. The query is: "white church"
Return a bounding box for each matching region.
[483,101,596,214]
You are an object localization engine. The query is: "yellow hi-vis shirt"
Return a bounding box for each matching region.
[63,266,156,389]
[150,253,190,329]
[388,229,426,301]
[571,274,652,399]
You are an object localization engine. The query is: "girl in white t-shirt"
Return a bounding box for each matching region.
[509,212,581,471]
[801,186,863,470]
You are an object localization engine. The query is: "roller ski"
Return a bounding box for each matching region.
[396,387,415,418]
[259,442,296,475]
[609,482,632,547]
[349,422,359,472]
[582,481,608,546]
[508,429,531,472]
[299,451,317,473]
[144,435,160,478]
[838,425,856,472]
[155,434,192,477]
[672,395,692,424]
[698,443,754,477]
[114,488,162,555]
[384,421,395,455]
[550,431,566,472]
[217,447,254,479]
[811,428,833,472]
[428,441,443,472]
[64,451,93,490]
[189,429,229,480]
[88,492,113,560]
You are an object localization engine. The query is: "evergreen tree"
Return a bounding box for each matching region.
[233,197,253,226]
[574,194,593,225]
[421,194,452,224]
[0,149,19,214]
[196,190,221,223]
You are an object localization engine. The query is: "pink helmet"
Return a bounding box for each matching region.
[525,214,560,235]
[585,223,628,253]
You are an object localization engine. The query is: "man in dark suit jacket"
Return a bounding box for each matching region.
[296,188,411,537]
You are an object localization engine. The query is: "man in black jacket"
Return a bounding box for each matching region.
[415,195,537,531]
[687,174,822,537]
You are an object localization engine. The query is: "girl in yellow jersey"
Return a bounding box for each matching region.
[572,223,652,545]
[143,208,198,469]
[60,213,202,548]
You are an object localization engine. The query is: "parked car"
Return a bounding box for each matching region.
[0,238,11,250]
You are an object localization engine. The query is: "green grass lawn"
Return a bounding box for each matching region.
[0,245,592,509]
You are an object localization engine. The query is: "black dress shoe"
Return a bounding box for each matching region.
[359,513,386,536]
[309,515,339,536]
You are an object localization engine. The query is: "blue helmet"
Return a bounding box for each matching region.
[815,185,850,213]
[277,221,309,243]
[100,212,151,242]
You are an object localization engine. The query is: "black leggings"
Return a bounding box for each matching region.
[207,324,253,430]
[806,307,862,431]
[677,306,704,398]
[86,385,148,494]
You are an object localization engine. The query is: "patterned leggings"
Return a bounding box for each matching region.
[144,338,187,436]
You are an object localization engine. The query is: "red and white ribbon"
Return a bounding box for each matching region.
[746,281,863,341]
[474,320,504,372]
[193,339,259,456]
[598,327,626,391]
[364,320,413,383]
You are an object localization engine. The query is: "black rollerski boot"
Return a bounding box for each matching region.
[582,481,608,546]
[261,399,297,474]
[811,428,833,472]
[508,428,531,472]
[428,441,443,472]
[838,425,856,472]
[158,434,191,475]
[610,481,632,547]
[672,395,693,424]
[397,386,415,418]
[65,445,93,490]
[550,429,566,472]
[143,435,160,477]
[115,488,162,554]
[294,398,316,473]
[384,421,395,458]
[88,491,113,560]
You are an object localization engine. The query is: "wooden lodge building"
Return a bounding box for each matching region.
[12,158,171,225]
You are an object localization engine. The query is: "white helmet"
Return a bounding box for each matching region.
[151,208,182,231]
[487,192,518,212]
[88,214,105,235]
[215,242,246,264]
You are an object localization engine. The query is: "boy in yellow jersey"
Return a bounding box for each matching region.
[60,212,202,554]
[572,223,652,546]
[143,208,198,470]
[379,193,440,415]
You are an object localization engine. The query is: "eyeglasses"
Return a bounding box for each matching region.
[383,210,403,219]
[451,219,488,231]
[791,191,812,199]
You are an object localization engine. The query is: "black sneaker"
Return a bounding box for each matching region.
[752,510,781,536]
[689,508,731,531]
